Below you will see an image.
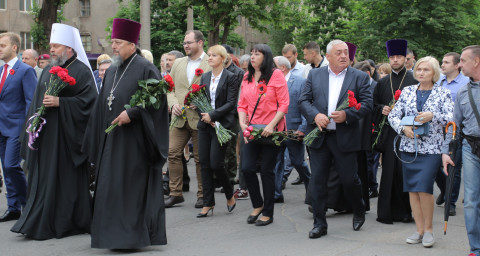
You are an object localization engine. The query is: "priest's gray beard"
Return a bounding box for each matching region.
[111,55,124,67]
[50,49,69,66]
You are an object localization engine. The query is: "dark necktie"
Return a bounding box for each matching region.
[0,64,8,94]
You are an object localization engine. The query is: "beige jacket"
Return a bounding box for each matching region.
[167,54,212,130]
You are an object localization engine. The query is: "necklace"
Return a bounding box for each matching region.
[390,68,407,100]
[107,54,137,111]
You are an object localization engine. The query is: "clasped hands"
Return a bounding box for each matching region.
[314,111,346,131]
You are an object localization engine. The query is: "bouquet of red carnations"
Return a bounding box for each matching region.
[26,66,76,150]
[371,89,401,150]
[105,74,175,133]
[184,84,235,146]
[303,90,361,146]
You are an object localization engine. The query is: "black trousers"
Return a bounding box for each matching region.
[241,141,279,218]
[198,126,233,207]
[309,133,365,229]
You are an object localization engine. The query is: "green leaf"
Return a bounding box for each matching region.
[150,96,157,104]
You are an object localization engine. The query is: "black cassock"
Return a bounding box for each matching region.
[83,53,168,249]
[373,67,417,223]
[12,55,97,239]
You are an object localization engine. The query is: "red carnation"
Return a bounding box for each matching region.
[394,89,401,101]
[9,69,15,75]
[195,68,203,76]
[184,91,192,105]
[67,76,76,86]
[355,103,361,110]
[192,84,201,93]
[348,90,355,98]
[348,97,357,108]
[164,74,175,91]
[49,66,63,75]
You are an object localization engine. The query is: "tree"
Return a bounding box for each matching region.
[345,0,480,61]
[31,0,68,52]
[291,0,351,56]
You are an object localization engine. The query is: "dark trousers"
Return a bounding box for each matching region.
[367,150,381,191]
[274,140,310,199]
[0,134,27,212]
[224,123,239,185]
[309,133,365,229]
[199,127,233,207]
[437,146,462,207]
[241,141,279,217]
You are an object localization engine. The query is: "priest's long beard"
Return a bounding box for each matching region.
[111,55,124,67]
[50,50,69,67]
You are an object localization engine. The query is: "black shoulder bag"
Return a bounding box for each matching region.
[464,83,480,158]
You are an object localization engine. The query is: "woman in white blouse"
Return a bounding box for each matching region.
[196,45,237,217]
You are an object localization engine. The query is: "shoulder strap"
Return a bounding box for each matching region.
[467,83,480,127]
[248,95,262,125]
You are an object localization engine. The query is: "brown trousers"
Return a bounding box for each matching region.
[168,121,203,198]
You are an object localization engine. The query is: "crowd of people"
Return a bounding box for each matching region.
[0,18,479,256]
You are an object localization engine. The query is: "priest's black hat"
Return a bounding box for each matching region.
[386,39,408,57]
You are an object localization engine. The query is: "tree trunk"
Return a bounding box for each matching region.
[221,19,231,44]
[35,0,63,51]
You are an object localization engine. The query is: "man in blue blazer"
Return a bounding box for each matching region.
[0,32,37,222]
[299,40,372,238]
[273,56,311,203]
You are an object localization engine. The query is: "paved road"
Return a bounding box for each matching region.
[0,162,470,256]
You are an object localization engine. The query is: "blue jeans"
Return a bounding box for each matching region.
[274,140,310,199]
[462,139,480,255]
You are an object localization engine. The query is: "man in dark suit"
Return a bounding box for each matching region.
[273,56,310,203]
[0,32,37,222]
[299,40,372,238]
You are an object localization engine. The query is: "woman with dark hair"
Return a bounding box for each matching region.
[196,45,237,217]
[367,59,379,81]
[237,44,289,226]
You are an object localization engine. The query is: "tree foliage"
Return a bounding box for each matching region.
[345,0,480,61]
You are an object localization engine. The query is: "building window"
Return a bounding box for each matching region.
[81,34,92,52]
[20,32,33,50]
[1,0,6,9]
[19,0,33,11]
[80,0,90,17]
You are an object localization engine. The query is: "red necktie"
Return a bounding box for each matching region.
[0,64,8,94]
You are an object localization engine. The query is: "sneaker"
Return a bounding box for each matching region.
[422,232,435,247]
[406,232,423,244]
[234,189,249,200]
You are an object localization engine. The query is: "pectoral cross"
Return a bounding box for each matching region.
[107,92,115,111]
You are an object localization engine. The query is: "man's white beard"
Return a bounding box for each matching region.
[50,50,69,66]
[111,55,124,67]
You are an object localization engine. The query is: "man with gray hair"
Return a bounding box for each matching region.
[239,54,250,72]
[273,56,311,204]
[299,39,371,238]
[165,50,184,73]
[22,49,42,78]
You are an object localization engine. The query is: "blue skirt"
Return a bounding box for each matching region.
[400,152,441,194]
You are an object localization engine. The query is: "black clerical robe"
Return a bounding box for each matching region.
[83,52,168,249]
[12,55,97,239]
[373,67,417,223]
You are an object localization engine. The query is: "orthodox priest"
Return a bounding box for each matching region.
[373,39,417,224]
[11,23,97,239]
[83,18,168,249]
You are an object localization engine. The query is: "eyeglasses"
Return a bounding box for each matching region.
[183,40,199,46]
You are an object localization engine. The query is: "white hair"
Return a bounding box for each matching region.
[326,40,346,54]
[273,56,291,70]
[239,54,250,65]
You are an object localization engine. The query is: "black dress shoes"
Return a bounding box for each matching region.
[369,190,378,198]
[164,196,185,208]
[255,217,273,226]
[274,196,284,203]
[353,214,365,231]
[309,227,327,239]
[195,198,204,208]
[291,176,303,185]
[0,210,21,222]
[436,193,445,205]
[247,213,261,224]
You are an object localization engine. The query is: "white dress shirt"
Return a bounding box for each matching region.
[186,52,206,85]
[0,57,18,80]
[327,66,347,130]
[209,70,223,109]
[284,72,291,82]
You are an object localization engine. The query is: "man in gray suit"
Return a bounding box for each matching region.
[299,40,372,238]
[272,56,311,203]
